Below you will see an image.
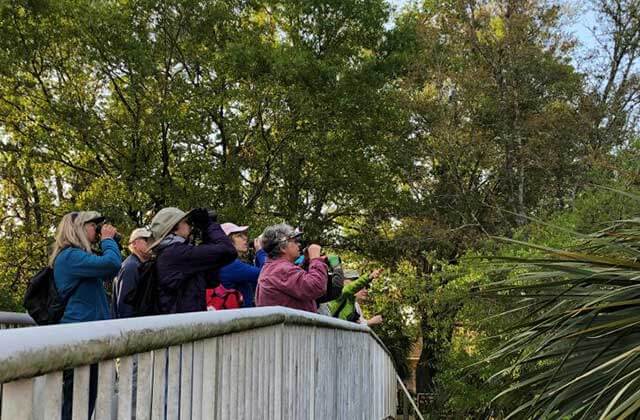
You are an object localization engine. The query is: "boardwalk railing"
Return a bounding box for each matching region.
[0,307,398,420]
[0,311,35,329]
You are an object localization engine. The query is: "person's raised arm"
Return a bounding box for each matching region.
[220,259,261,289]
[343,268,383,297]
[179,222,237,274]
[280,244,327,300]
[366,314,383,326]
[65,238,122,279]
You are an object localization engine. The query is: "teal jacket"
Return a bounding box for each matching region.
[327,273,372,321]
[53,239,122,323]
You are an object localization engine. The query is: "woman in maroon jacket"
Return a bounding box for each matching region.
[149,207,237,314]
[255,224,328,312]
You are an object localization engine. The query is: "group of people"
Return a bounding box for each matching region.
[50,207,384,327]
[50,207,383,419]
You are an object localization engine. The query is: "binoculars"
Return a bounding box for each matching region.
[95,223,122,243]
[187,209,218,226]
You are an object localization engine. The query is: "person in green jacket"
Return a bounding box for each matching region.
[328,268,383,325]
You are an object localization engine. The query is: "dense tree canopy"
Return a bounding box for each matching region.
[0,0,414,304]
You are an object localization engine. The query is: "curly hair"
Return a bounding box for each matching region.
[260,223,297,259]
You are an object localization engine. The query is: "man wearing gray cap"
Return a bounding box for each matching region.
[113,227,153,318]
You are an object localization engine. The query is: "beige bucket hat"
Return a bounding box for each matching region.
[148,207,193,249]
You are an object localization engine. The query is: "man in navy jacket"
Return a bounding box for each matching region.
[113,227,152,318]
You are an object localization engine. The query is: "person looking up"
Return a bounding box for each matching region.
[256,223,327,313]
[149,207,237,314]
[50,211,122,420]
[328,268,383,326]
[112,227,152,318]
[215,223,266,307]
[51,211,122,324]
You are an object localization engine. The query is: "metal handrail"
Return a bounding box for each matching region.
[397,374,426,420]
[0,311,35,327]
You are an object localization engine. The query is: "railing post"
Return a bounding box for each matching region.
[403,390,410,420]
[1,378,34,420]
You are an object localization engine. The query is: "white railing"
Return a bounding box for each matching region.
[0,311,35,329]
[0,307,398,420]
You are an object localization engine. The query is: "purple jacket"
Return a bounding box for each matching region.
[156,223,237,314]
[256,257,328,313]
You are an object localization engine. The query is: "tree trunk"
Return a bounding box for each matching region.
[415,255,436,394]
[25,164,43,229]
[415,322,438,394]
[54,173,65,203]
[516,135,526,226]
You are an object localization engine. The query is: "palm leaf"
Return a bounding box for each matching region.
[482,218,640,418]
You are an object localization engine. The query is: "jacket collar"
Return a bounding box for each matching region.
[156,234,187,250]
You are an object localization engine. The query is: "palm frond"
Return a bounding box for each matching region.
[483,219,640,419]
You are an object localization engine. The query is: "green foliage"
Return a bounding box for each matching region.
[479,197,640,418]
[367,261,421,378]
[0,0,413,309]
[411,184,640,417]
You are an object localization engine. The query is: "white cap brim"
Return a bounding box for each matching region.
[221,223,249,236]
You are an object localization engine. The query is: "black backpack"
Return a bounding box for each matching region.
[124,259,160,316]
[23,267,78,325]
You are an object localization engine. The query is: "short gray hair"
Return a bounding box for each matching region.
[261,223,297,258]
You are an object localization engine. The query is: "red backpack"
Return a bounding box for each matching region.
[206,285,243,310]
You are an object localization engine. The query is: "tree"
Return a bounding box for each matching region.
[0,0,416,309]
[359,0,591,403]
[579,0,640,153]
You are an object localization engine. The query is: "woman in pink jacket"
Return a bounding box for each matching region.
[256,224,327,312]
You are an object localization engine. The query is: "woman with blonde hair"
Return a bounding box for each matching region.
[52,211,122,420]
[50,211,122,323]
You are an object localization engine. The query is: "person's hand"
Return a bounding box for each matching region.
[367,315,383,326]
[369,268,383,279]
[307,244,322,260]
[100,224,117,239]
[254,237,263,252]
[190,208,210,229]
